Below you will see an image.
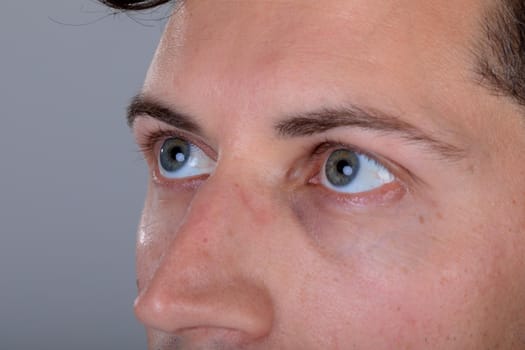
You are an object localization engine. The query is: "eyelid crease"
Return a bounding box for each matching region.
[128,95,465,163]
[275,106,467,163]
[308,139,425,191]
[133,115,425,193]
[135,124,218,163]
[136,128,178,155]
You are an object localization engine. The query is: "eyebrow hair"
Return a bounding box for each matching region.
[275,106,466,161]
[127,95,465,161]
[127,94,202,134]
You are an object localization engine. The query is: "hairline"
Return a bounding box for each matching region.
[101,0,525,112]
[474,0,525,109]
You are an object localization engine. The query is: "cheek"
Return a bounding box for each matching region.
[288,191,513,346]
[294,255,490,348]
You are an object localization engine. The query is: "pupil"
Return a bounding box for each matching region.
[171,147,186,163]
[337,160,353,176]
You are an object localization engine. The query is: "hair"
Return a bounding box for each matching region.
[476,0,525,106]
[100,0,525,108]
[99,0,171,10]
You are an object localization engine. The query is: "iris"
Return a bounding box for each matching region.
[325,149,360,187]
[321,148,394,194]
[159,138,191,173]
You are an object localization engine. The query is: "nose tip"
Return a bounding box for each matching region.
[135,173,277,344]
[134,266,274,341]
[134,204,275,342]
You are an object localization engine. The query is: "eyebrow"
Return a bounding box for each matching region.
[127,94,202,134]
[128,95,466,161]
[275,106,466,160]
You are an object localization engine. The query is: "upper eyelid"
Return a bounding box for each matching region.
[136,129,176,154]
[129,96,465,163]
[311,140,386,170]
[310,140,423,189]
[138,129,395,174]
[135,125,218,161]
[134,119,420,188]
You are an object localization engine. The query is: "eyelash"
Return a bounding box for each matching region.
[311,138,381,165]
[137,128,407,189]
[137,129,181,156]
[137,127,217,163]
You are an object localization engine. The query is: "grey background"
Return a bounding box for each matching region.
[0,1,169,348]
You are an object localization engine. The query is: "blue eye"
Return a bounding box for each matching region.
[321,149,394,193]
[158,137,215,179]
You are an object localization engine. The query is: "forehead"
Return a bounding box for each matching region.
[144,0,490,134]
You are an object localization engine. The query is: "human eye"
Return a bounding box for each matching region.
[316,147,395,194]
[157,136,215,179]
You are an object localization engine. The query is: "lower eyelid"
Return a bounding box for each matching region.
[307,146,400,195]
[311,180,407,209]
[143,132,406,201]
[152,171,209,191]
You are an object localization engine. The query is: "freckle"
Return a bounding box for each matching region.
[202,237,208,243]
[467,165,474,173]
[418,215,425,224]
[512,199,516,205]
[436,212,443,220]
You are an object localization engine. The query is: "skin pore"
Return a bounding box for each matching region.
[128,0,525,348]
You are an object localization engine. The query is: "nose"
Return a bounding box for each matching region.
[134,174,275,343]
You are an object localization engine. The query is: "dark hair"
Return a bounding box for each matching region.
[477,0,525,106]
[101,0,525,108]
[99,0,171,10]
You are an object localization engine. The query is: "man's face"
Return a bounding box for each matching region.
[130,0,525,348]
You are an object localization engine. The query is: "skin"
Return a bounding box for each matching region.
[130,0,525,348]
